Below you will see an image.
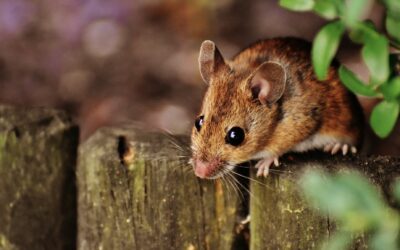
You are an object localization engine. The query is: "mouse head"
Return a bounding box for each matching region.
[191,40,287,179]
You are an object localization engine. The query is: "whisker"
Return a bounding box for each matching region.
[226,171,250,202]
[234,165,251,168]
[230,170,273,190]
[160,129,192,154]
[231,178,253,204]
[269,169,293,174]
[229,172,246,200]
[225,172,244,200]
[221,174,234,200]
[235,164,293,177]
[226,167,266,209]
[169,140,190,154]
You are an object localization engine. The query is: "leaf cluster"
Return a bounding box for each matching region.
[301,170,400,250]
[280,0,400,138]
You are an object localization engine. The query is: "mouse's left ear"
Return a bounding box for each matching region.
[198,40,227,84]
[248,61,287,105]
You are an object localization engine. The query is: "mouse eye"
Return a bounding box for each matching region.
[225,127,245,146]
[195,115,204,132]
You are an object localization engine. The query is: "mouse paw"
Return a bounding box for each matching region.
[255,156,279,177]
[323,143,357,155]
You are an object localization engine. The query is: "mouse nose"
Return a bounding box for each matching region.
[194,159,219,179]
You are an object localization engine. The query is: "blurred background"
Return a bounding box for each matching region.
[0,0,397,154]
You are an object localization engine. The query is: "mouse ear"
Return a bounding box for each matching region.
[198,40,226,84]
[249,62,286,105]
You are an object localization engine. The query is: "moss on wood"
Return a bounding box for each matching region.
[77,125,244,250]
[0,105,79,250]
[250,152,400,250]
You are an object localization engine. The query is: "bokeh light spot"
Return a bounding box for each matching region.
[83,19,124,58]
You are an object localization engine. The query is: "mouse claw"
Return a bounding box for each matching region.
[273,158,280,167]
[343,144,358,154]
[324,142,358,155]
[256,163,270,177]
[342,144,349,155]
[255,157,279,177]
[255,158,271,177]
[331,143,341,155]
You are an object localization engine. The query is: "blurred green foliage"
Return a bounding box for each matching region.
[300,170,400,250]
[280,0,400,138]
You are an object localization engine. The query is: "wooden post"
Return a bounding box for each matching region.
[77,125,246,250]
[250,152,400,250]
[0,105,79,250]
[2,105,398,250]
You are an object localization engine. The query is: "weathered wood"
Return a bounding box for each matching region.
[0,105,79,250]
[250,152,400,250]
[77,125,245,250]
[3,107,394,250]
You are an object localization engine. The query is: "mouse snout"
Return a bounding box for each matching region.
[194,158,220,179]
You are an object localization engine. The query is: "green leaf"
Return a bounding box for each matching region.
[313,0,338,19]
[301,170,384,224]
[370,223,399,250]
[343,0,373,27]
[321,232,352,250]
[301,170,400,250]
[333,173,385,225]
[386,15,400,43]
[370,100,400,138]
[380,77,400,100]
[362,35,390,85]
[312,20,345,80]
[339,66,377,97]
[383,0,400,18]
[279,0,314,11]
[349,21,377,44]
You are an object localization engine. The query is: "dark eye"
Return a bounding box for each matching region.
[195,115,204,131]
[225,127,245,146]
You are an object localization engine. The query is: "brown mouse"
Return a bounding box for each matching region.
[190,37,364,178]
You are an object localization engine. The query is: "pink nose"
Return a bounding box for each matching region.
[194,159,219,179]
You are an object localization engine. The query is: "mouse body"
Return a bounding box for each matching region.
[191,38,364,178]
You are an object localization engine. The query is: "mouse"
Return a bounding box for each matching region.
[190,37,364,179]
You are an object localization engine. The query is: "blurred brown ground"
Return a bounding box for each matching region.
[0,0,397,154]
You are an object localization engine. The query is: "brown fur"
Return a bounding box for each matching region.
[191,37,364,177]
